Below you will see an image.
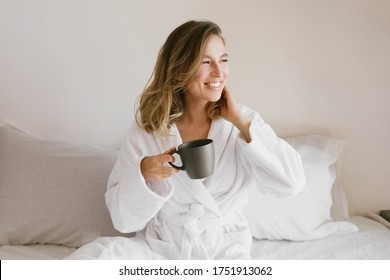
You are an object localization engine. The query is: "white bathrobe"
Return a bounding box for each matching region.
[67,105,305,260]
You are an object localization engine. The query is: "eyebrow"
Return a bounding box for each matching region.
[203,53,229,59]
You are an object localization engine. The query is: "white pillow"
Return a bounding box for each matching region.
[243,135,358,241]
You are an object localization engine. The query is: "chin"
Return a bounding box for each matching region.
[206,91,223,102]
[208,97,221,103]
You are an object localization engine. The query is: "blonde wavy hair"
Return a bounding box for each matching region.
[136,20,224,136]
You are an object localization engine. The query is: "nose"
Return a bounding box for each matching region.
[212,64,224,78]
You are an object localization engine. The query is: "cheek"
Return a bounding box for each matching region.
[224,70,230,79]
[196,71,209,83]
[223,66,230,79]
[189,73,202,86]
[190,70,204,86]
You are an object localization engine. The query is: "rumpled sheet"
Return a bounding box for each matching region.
[1,216,389,260]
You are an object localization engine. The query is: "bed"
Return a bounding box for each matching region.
[1,216,389,260]
[1,120,390,260]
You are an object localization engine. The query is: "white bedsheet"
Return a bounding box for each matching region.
[1,216,389,260]
[251,216,390,259]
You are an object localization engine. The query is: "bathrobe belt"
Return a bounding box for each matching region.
[159,204,236,259]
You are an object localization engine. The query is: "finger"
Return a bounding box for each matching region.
[160,154,176,163]
[222,86,234,102]
[222,86,229,98]
[160,147,177,163]
[219,87,228,105]
[163,147,177,155]
[163,166,179,175]
[222,85,230,94]
[155,167,178,180]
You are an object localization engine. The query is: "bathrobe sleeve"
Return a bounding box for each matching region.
[105,123,174,233]
[236,106,305,198]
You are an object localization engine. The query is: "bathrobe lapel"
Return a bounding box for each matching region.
[153,119,232,216]
[206,118,232,167]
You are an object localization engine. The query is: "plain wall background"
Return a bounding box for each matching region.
[0,0,389,215]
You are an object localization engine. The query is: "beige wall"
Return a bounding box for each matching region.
[0,0,389,215]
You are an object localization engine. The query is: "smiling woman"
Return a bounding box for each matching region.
[65,19,306,260]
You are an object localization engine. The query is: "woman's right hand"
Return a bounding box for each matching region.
[140,147,179,182]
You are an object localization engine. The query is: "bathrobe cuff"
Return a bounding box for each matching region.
[236,110,305,198]
[142,160,174,198]
[137,157,174,199]
[237,111,278,161]
[105,157,173,233]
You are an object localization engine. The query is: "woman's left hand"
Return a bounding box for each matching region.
[219,86,252,142]
[219,86,240,123]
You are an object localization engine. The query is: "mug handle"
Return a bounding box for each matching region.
[168,150,185,170]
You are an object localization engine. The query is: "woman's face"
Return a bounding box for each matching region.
[185,35,229,104]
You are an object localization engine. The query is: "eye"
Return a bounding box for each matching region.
[202,60,210,64]
[220,59,229,63]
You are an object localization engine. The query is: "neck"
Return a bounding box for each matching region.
[180,97,210,125]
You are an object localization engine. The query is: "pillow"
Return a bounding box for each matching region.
[243,135,358,241]
[0,121,131,247]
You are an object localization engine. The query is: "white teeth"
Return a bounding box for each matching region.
[206,82,221,88]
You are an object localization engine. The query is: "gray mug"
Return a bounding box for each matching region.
[169,139,215,179]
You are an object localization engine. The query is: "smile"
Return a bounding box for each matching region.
[204,81,222,88]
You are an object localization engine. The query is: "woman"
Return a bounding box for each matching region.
[67,20,305,260]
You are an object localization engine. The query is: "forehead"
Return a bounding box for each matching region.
[203,35,226,56]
